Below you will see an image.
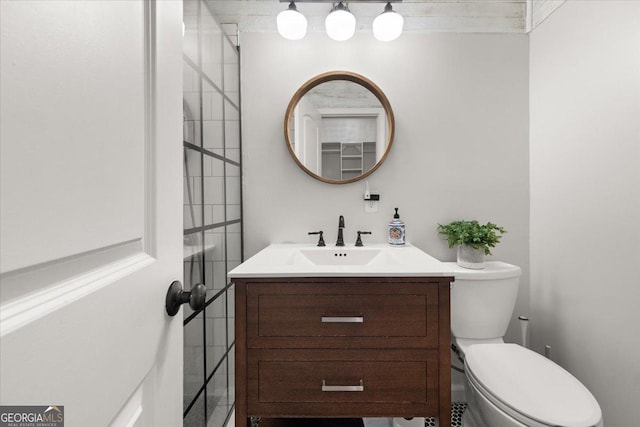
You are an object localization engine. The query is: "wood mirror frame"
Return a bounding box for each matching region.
[284,71,395,184]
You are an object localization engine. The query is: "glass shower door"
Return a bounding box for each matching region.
[182,1,242,425]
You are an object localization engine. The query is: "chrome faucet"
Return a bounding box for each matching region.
[336,215,345,246]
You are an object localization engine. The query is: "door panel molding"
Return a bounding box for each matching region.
[1,0,159,336]
[0,242,154,337]
[109,381,144,427]
[0,0,152,273]
[143,0,158,259]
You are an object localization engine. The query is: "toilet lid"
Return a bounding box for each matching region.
[443,261,521,280]
[465,344,602,427]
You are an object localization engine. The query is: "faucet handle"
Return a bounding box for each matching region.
[308,231,326,247]
[355,231,372,247]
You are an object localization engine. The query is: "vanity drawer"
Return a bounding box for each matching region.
[259,360,427,402]
[246,349,439,416]
[247,282,439,348]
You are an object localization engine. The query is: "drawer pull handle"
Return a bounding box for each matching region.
[321,379,364,392]
[321,316,364,323]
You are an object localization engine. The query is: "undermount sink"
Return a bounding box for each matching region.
[290,247,397,266]
[228,243,452,278]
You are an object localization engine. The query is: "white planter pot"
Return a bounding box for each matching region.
[457,245,485,269]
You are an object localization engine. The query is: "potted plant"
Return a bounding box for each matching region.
[437,220,506,269]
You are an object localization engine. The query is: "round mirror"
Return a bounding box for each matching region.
[284,71,395,184]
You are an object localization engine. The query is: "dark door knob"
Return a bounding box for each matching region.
[165,280,206,316]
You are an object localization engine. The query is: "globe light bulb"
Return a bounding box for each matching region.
[277,2,308,41]
[373,3,404,42]
[325,2,356,42]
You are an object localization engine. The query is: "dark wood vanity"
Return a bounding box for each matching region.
[234,276,453,427]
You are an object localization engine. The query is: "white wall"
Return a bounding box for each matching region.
[240,32,529,341]
[530,1,640,425]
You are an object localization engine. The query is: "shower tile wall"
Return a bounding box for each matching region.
[183,1,242,426]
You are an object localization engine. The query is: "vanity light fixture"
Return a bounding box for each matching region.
[277,1,403,41]
[372,2,404,41]
[325,2,356,41]
[277,1,308,40]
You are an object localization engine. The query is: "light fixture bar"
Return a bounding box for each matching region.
[280,0,401,3]
[277,0,404,42]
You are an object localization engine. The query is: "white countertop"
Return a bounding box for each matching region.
[228,243,455,278]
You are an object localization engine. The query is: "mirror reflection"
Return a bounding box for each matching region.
[285,72,394,184]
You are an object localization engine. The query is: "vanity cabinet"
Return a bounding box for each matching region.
[234,277,452,427]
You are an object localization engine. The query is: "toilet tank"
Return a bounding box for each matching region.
[446,262,521,340]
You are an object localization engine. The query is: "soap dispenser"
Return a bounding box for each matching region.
[388,208,406,245]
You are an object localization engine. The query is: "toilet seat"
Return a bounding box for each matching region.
[465,344,602,427]
[454,337,504,356]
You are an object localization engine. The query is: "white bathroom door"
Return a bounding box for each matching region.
[295,98,322,174]
[0,1,184,426]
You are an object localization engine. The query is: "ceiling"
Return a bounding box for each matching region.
[205,0,565,35]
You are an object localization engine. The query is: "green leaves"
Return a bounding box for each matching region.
[437,220,506,255]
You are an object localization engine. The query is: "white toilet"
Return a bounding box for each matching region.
[447,261,603,427]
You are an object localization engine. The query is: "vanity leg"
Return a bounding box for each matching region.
[249,417,261,427]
